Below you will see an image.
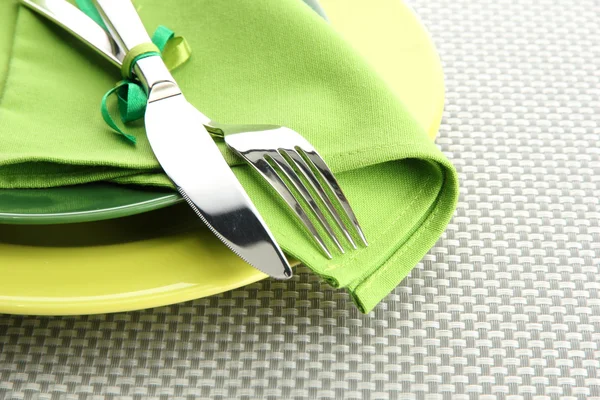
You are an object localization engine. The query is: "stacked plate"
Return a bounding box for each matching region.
[0,0,444,315]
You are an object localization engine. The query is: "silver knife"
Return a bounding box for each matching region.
[21,0,292,279]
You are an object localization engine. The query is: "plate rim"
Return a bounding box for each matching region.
[0,192,181,225]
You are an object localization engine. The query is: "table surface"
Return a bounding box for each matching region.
[1,0,599,399]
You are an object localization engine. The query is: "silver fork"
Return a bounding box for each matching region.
[21,0,368,258]
[208,123,368,258]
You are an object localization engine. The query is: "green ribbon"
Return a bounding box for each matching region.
[75,0,107,29]
[121,42,161,79]
[77,0,191,144]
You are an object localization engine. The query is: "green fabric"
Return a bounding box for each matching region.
[0,0,459,313]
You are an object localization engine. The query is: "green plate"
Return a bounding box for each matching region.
[0,184,180,224]
[0,0,326,226]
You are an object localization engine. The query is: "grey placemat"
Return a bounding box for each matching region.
[1,0,600,398]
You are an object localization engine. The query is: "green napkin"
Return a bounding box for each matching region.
[0,0,458,313]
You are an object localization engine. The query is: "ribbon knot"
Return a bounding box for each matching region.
[121,42,161,79]
[76,0,191,144]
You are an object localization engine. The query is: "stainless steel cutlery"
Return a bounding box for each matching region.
[211,124,368,258]
[53,0,291,279]
[21,0,367,262]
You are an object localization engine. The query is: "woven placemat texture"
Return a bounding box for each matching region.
[1,0,600,398]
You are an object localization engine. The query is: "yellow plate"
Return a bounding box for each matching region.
[0,0,444,315]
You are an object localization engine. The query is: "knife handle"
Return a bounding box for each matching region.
[93,0,150,53]
[93,0,178,97]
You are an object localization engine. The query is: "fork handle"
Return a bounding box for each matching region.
[20,0,123,68]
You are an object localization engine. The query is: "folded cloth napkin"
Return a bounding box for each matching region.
[0,0,458,313]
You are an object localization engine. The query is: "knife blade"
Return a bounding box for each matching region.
[144,83,292,280]
[21,0,292,279]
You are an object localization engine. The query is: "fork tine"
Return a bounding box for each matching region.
[251,157,333,259]
[283,149,357,249]
[298,148,369,247]
[269,152,345,254]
